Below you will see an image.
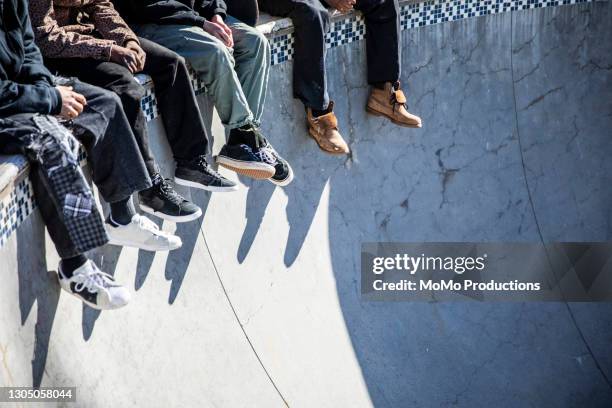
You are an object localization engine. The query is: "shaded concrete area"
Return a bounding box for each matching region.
[205,3,612,407]
[1,2,611,407]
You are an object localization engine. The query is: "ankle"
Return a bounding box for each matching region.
[228,125,259,149]
[178,155,206,168]
[310,104,332,118]
[60,254,88,278]
[109,199,135,226]
[372,81,400,91]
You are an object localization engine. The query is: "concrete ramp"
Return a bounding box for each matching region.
[1,2,612,407]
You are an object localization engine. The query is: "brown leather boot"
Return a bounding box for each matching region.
[306,101,350,155]
[366,82,422,128]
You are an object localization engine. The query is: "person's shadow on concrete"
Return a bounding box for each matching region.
[235,89,341,266]
[16,214,60,388]
[237,179,276,263]
[164,188,211,304]
[283,158,336,267]
[235,155,336,267]
[81,243,122,341]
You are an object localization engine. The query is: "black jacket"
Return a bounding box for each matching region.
[113,0,228,27]
[0,0,61,117]
[227,0,258,27]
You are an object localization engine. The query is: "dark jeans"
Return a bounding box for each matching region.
[0,81,151,258]
[45,37,209,174]
[258,0,400,110]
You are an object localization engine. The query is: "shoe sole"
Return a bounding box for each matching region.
[69,293,112,310]
[106,229,183,252]
[73,294,126,311]
[307,127,350,156]
[216,156,275,180]
[269,164,295,187]
[174,176,239,192]
[366,105,422,128]
[106,235,183,252]
[139,203,203,223]
[58,282,127,311]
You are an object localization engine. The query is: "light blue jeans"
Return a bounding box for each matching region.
[134,16,271,129]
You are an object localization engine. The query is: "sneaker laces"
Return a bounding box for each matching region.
[135,214,164,235]
[72,263,114,294]
[236,142,276,165]
[194,155,223,178]
[152,174,184,206]
[258,138,284,168]
[255,147,277,165]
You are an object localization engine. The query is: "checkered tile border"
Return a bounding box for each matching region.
[0,0,598,248]
[268,0,594,64]
[138,68,207,121]
[141,87,159,121]
[143,0,596,118]
[0,176,35,248]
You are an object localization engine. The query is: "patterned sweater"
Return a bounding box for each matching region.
[28,0,139,61]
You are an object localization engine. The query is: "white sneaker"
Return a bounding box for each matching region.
[58,260,130,310]
[106,214,182,251]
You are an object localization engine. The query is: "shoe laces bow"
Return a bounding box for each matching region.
[73,263,114,294]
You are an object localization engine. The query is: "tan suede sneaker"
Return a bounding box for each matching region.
[306,101,350,155]
[366,82,422,128]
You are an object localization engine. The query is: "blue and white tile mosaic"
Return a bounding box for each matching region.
[144,0,595,119]
[270,33,295,65]
[0,177,35,248]
[267,0,593,64]
[189,67,208,96]
[0,0,598,247]
[141,87,159,121]
[399,0,591,29]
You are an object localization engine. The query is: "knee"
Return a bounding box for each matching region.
[119,80,146,110]
[294,2,330,32]
[209,41,234,69]
[242,28,270,57]
[159,48,187,72]
[166,52,190,80]
[87,87,123,114]
[100,88,122,106]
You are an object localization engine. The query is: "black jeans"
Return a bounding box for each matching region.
[0,81,151,258]
[45,37,210,175]
[258,0,401,110]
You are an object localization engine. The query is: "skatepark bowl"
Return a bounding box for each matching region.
[1,0,611,407]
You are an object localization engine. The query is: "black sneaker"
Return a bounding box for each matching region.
[257,139,294,186]
[216,143,275,180]
[175,155,238,192]
[138,174,202,223]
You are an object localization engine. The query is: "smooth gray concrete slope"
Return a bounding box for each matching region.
[203,2,612,407]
